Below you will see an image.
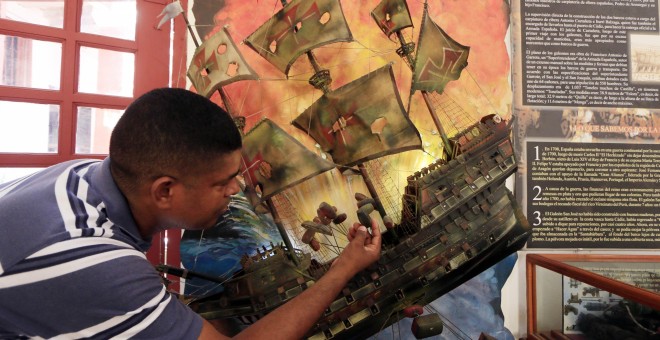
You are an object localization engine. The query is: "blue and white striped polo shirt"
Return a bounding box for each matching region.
[0,158,202,339]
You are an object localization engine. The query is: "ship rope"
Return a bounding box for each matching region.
[371,309,401,340]
[365,158,403,224]
[424,304,472,340]
[274,191,346,264]
[424,91,473,138]
[185,209,244,298]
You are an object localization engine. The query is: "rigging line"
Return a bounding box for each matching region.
[236,80,253,118]
[424,304,471,340]
[375,308,400,340]
[286,50,395,78]
[464,69,502,116]
[191,228,206,272]
[326,224,345,249]
[175,46,186,88]
[351,40,398,56]
[334,222,349,236]
[238,0,282,58]
[317,240,341,256]
[241,90,312,119]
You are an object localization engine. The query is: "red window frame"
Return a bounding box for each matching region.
[0,0,189,287]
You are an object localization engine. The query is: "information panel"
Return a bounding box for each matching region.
[526,141,660,248]
[520,0,659,108]
[513,0,660,249]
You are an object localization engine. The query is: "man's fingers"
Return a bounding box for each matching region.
[369,218,382,247]
[348,222,360,241]
[352,225,368,243]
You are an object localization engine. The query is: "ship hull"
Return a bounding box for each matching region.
[308,191,530,339]
[191,189,531,339]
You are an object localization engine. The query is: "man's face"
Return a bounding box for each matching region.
[169,150,242,230]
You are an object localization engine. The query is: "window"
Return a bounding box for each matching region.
[0,0,185,274]
[0,0,173,169]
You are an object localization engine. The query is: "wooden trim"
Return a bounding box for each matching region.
[526,256,538,333]
[531,253,660,263]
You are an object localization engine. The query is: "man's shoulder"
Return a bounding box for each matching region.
[0,158,117,274]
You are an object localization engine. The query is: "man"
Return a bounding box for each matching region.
[0,88,381,339]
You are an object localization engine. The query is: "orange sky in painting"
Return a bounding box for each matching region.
[189,0,513,233]
[206,0,512,124]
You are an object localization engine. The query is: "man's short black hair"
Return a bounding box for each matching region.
[109,88,242,192]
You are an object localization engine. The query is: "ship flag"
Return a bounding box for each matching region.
[187,27,259,98]
[370,0,413,39]
[241,119,336,201]
[244,0,353,76]
[292,64,422,167]
[412,6,470,94]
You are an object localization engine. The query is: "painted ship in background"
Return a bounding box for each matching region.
[170,0,532,338]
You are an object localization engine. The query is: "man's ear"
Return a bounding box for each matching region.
[150,176,177,209]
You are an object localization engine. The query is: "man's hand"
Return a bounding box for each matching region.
[331,218,382,278]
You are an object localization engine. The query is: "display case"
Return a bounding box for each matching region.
[526,254,659,339]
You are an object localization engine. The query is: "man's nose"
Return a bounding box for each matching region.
[227,178,241,196]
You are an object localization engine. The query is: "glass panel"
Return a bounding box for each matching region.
[0,34,61,90]
[564,261,660,293]
[0,0,64,28]
[78,46,134,97]
[0,101,59,153]
[560,276,656,337]
[0,168,42,185]
[80,0,136,41]
[76,106,123,154]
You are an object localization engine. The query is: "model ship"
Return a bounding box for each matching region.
[163,0,532,338]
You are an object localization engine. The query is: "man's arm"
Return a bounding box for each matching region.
[198,220,382,340]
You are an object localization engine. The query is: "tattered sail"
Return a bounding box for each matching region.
[292,64,422,167]
[370,0,413,38]
[244,0,353,76]
[412,6,469,94]
[241,119,336,201]
[187,27,259,98]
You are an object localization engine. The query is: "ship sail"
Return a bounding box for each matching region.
[241,118,336,201]
[412,6,470,94]
[291,63,422,167]
[187,26,259,98]
[244,0,353,76]
[370,0,413,39]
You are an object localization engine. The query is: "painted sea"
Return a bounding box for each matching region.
[180,192,282,297]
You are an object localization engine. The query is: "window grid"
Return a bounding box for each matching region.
[0,0,187,275]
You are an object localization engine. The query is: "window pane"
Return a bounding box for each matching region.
[0,0,64,28]
[0,167,42,185]
[76,106,123,154]
[0,101,59,153]
[0,34,62,90]
[78,46,134,97]
[81,0,136,41]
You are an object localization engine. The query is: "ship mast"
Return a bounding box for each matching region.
[278,0,390,220]
[394,2,453,159]
[372,0,472,160]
